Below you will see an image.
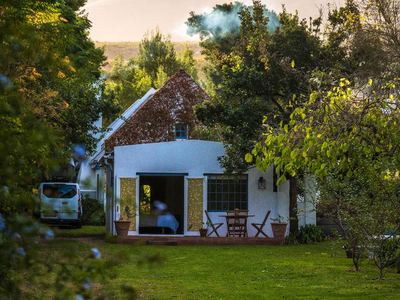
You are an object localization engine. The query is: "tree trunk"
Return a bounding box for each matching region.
[289,175,299,234]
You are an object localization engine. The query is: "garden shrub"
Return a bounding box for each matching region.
[285,224,326,244]
[90,210,106,226]
[82,196,105,226]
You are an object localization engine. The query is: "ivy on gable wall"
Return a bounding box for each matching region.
[105,69,210,152]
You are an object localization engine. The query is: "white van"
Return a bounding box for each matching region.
[39,182,82,228]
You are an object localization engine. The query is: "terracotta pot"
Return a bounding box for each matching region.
[199,228,208,237]
[271,222,288,238]
[114,220,131,236]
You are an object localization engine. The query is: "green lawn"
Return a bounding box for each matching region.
[48,225,106,236]
[22,229,400,300]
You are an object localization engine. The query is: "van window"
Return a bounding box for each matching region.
[43,184,77,199]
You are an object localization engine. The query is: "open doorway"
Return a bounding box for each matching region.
[138,174,184,234]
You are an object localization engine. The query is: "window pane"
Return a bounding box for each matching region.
[206,175,248,212]
[210,183,216,193]
[209,193,215,202]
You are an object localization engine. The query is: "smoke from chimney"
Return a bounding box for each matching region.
[187,3,280,39]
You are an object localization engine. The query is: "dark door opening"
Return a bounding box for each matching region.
[139,175,184,234]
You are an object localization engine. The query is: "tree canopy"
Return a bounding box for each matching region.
[243,0,400,277]
[186,1,279,96]
[0,0,120,296]
[104,29,199,113]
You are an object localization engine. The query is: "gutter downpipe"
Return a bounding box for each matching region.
[103,158,114,235]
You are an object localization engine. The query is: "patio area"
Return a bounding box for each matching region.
[117,235,285,246]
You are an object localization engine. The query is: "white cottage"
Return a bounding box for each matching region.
[80,69,315,237]
[114,140,295,237]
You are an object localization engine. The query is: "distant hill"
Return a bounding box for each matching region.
[95,41,205,75]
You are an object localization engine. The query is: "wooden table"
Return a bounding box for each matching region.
[219,214,255,237]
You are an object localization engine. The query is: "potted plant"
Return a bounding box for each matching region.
[114,206,135,236]
[270,215,288,239]
[199,221,212,237]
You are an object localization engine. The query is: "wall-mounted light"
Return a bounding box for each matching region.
[258,176,266,189]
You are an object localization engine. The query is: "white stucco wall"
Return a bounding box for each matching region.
[298,175,317,227]
[114,140,293,237]
[115,140,225,177]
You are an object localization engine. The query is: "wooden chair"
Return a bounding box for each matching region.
[251,210,271,238]
[205,210,223,237]
[227,209,249,237]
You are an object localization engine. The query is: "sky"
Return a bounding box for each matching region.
[83,0,343,42]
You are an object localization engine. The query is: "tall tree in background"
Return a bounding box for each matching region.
[186,1,279,96]
[104,30,198,113]
[105,54,152,112]
[324,0,400,90]
[137,27,180,85]
[177,44,199,82]
[194,1,326,232]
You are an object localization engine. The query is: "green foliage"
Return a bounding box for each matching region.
[202,221,213,228]
[103,32,199,115]
[154,66,169,89]
[186,1,279,96]
[104,54,151,114]
[248,78,400,277]
[285,224,326,244]
[177,44,199,81]
[0,0,120,297]
[90,210,106,226]
[82,196,105,226]
[248,79,400,183]
[137,27,180,85]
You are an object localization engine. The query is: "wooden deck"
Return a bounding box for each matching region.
[117,235,284,246]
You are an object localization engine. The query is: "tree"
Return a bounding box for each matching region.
[105,54,152,112]
[321,0,400,90]
[177,44,199,82]
[137,27,180,85]
[246,78,400,278]
[195,0,327,232]
[0,0,122,296]
[105,31,199,113]
[154,66,169,89]
[186,1,279,96]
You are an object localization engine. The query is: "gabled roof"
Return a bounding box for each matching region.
[103,69,210,152]
[90,87,156,163]
[104,87,156,141]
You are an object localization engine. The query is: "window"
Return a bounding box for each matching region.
[175,123,187,139]
[42,184,77,199]
[206,174,248,211]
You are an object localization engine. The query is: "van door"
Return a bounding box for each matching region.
[41,183,61,220]
[41,183,79,221]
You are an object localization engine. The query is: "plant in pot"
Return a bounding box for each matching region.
[270,214,288,239]
[199,221,212,237]
[114,206,135,236]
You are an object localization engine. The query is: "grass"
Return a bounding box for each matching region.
[17,231,400,299]
[49,225,106,237]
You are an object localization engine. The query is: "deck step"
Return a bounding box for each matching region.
[147,241,178,246]
[118,236,284,246]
